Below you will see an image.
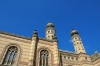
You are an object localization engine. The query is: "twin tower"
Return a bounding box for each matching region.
[46,22,86,54]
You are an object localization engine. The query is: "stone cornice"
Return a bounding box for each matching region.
[39,37,57,43]
[90,52,100,62]
[59,49,79,55]
[0,30,31,40]
[0,30,59,43]
[92,55,100,62]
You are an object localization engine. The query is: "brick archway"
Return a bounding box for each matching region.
[36,46,53,66]
[0,43,22,66]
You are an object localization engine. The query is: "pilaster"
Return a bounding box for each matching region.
[52,38,60,66]
[28,30,38,66]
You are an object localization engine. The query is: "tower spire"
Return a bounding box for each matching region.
[71,29,86,53]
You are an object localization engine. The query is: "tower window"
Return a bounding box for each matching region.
[51,30,54,33]
[75,38,77,39]
[48,31,50,33]
[2,46,18,65]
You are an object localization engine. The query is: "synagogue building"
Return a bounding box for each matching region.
[0,23,100,66]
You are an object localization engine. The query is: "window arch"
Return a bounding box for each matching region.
[2,46,18,65]
[39,50,49,66]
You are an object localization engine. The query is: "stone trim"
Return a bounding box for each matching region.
[38,40,54,46]
[59,49,79,56]
[92,56,100,62]
[0,31,31,40]
[19,62,28,65]
[93,58,100,64]
[0,30,58,43]
[39,37,57,42]
[0,34,31,43]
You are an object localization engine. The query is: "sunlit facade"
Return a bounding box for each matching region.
[0,23,100,66]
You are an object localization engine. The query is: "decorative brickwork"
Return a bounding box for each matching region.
[0,23,100,66]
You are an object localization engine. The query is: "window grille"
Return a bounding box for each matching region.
[2,46,18,65]
[40,50,49,66]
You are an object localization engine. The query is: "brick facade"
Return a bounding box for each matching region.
[0,23,100,66]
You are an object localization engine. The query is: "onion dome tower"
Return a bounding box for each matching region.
[71,29,86,53]
[46,22,56,40]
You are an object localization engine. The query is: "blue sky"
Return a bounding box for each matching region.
[0,0,100,55]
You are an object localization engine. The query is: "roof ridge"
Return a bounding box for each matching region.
[59,49,78,54]
[0,30,31,40]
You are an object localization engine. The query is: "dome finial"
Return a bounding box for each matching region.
[33,30,38,37]
[71,29,79,36]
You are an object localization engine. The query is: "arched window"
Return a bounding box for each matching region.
[2,46,18,65]
[40,50,49,66]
